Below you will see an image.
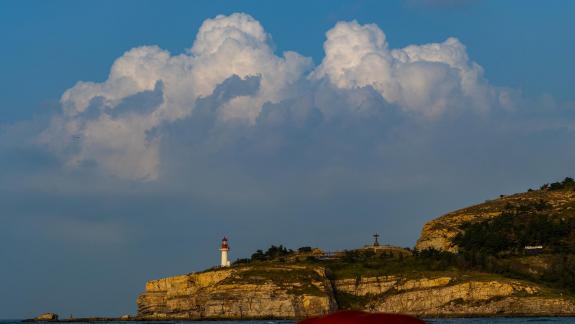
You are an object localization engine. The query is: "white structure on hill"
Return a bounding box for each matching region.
[220,237,231,267]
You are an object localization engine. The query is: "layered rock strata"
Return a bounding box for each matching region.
[137,265,337,320]
[138,268,575,319]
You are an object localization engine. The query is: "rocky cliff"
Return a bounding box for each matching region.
[137,265,575,319]
[137,181,575,319]
[137,264,337,320]
[333,273,575,317]
[416,188,575,252]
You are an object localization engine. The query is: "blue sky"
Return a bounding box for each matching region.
[1,0,575,319]
[2,0,574,121]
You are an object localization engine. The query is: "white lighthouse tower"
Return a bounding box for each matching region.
[219,237,231,267]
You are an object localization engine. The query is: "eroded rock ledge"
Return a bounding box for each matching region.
[136,264,575,319]
[137,265,337,320]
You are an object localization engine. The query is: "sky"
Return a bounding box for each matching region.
[1,0,575,319]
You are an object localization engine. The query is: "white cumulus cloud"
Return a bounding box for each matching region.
[40,13,311,180]
[312,21,501,117]
[39,13,508,181]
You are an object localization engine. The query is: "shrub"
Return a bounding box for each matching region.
[453,212,573,255]
[249,245,295,262]
[549,182,564,190]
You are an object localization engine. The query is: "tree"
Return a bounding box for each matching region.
[251,249,266,261]
[549,182,564,190]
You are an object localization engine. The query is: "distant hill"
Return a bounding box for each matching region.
[416,177,575,253]
[416,177,575,292]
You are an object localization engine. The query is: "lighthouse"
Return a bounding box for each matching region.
[219,237,231,267]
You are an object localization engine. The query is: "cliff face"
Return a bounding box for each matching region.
[137,264,337,320]
[364,278,573,316]
[416,189,575,252]
[335,276,453,298]
[333,274,575,316]
[137,266,575,319]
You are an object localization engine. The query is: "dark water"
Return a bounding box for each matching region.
[426,319,575,323]
[1,319,574,324]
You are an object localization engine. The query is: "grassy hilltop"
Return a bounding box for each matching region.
[219,177,575,308]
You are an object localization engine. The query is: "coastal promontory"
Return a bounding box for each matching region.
[137,178,575,319]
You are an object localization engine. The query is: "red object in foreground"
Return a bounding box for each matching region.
[298,310,427,324]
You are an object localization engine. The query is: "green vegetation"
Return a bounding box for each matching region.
[236,266,323,283]
[223,264,325,296]
[448,178,575,293]
[324,249,457,279]
[453,207,575,256]
[235,244,462,281]
[334,292,369,310]
[540,177,575,191]
[225,177,575,301]
[248,245,294,262]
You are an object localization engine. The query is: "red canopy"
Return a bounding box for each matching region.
[298,311,427,324]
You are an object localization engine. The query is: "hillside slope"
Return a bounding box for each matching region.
[416,183,575,252]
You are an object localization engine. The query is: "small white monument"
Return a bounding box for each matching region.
[220,237,231,267]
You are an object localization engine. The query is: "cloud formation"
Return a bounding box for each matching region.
[312,21,502,116]
[39,13,509,182]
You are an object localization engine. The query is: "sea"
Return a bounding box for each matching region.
[2,319,575,324]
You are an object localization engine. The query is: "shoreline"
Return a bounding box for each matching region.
[21,313,575,322]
